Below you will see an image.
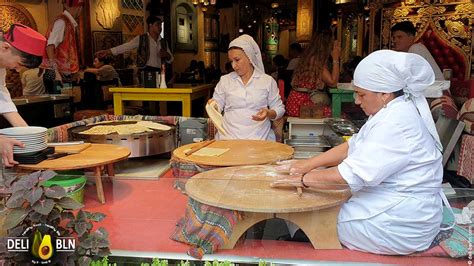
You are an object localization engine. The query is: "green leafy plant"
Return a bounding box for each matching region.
[0,171,110,265]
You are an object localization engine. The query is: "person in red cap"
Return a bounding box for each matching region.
[41,0,84,93]
[0,23,46,166]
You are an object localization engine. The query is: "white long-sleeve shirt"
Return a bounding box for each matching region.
[110,33,174,68]
[212,70,285,141]
[0,69,17,114]
[337,96,443,254]
[409,43,444,80]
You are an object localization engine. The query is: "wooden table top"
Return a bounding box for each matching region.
[186,165,350,213]
[18,144,131,171]
[173,140,294,166]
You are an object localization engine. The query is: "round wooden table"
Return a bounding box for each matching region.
[173,140,294,166]
[185,165,351,249]
[19,144,131,204]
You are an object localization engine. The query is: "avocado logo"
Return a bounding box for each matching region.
[31,230,53,260]
[7,223,75,264]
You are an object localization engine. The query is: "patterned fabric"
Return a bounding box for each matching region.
[430,95,459,121]
[170,198,242,259]
[438,207,473,258]
[457,98,474,134]
[286,90,312,117]
[41,14,79,73]
[170,155,217,179]
[457,134,473,184]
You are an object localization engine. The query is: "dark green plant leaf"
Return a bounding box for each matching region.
[44,185,66,198]
[66,220,75,228]
[57,197,84,210]
[29,211,43,223]
[5,173,18,187]
[76,210,87,221]
[11,172,40,192]
[67,255,76,266]
[87,223,93,230]
[89,212,106,222]
[78,256,92,266]
[75,246,87,256]
[61,211,75,221]
[4,209,28,229]
[39,170,56,182]
[25,187,43,205]
[48,208,61,221]
[96,227,109,239]
[32,198,54,215]
[7,225,25,237]
[96,239,109,248]
[75,221,89,237]
[5,192,25,209]
[97,247,111,257]
[79,238,93,249]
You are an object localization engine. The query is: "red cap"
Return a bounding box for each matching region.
[3,24,46,57]
[65,0,84,7]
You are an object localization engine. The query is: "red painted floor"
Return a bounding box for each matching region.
[81,170,468,265]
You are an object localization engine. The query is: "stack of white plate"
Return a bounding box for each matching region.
[0,126,48,154]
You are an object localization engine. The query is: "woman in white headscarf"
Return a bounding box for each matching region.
[272,50,448,254]
[208,34,285,141]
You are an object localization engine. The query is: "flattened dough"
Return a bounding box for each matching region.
[205,103,229,136]
[137,121,172,131]
[184,147,230,157]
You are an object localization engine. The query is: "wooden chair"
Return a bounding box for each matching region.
[435,116,465,167]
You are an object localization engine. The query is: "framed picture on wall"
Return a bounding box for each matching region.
[92,31,124,66]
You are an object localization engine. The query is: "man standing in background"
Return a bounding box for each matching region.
[41,0,83,93]
[391,21,444,80]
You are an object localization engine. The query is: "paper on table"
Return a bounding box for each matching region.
[183,147,230,157]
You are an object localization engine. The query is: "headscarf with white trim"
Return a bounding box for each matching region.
[353,49,441,151]
[228,34,265,73]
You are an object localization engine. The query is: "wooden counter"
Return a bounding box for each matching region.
[110,83,213,116]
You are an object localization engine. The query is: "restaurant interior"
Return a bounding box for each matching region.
[0,0,473,265]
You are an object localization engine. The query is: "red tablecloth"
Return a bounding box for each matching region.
[457,134,474,184]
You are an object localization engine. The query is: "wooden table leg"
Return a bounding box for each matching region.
[182,95,191,117]
[106,164,114,182]
[221,212,273,249]
[113,93,124,115]
[277,205,342,249]
[94,166,105,204]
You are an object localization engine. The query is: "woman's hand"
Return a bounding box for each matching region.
[252,108,276,121]
[0,136,23,167]
[270,174,303,188]
[207,99,219,111]
[331,42,341,61]
[276,159,315,175]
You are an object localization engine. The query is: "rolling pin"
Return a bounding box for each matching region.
[185,140,216,156]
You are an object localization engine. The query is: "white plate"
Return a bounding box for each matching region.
[0,126,47,136]
[13,143,48,153]
[11,136,46,142]
[3,133,46,139]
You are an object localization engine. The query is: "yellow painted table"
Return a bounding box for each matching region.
[110,84,214,116]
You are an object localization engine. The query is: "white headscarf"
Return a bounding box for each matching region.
[229,34,265,73]
[353,50,441,150]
